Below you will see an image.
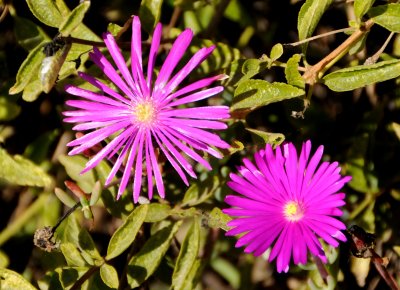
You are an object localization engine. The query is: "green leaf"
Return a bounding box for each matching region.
[322,59,400,91]
[239,58,268,83]
[0,268,37,290]
[368,4,400,32]
[232,80,305,110]
[60,213,102,266]
[349,33,368,55]
[285,54,305,89]
[55,266,90,289]
[22,79,43,102]
[172,218,200,290]
[354,0,375,20]
[0,147,52,187]
[139,0,163,32]
[59,1,91,35]
[180,259,201,290]
[207,207,231,231]
[26,0,64,27]
[78,224,103,264]
[297,0,333,54]
[60,242,87,267]
[270,43,283,61]
[0,97,21,121]
[224,0,252,27]
[100,263,119,289]
[246,128,285,146]
[144,203,171,222]
[182,175,220,206]
[55,187,77,208]
[59,155,95,193]
[189,37,241,77]
[106,205,148,260]
[107,23,124,36]
[9,44,45,95]
[127,221,182,288]
[13,16,50,51]
[210,258,240,289]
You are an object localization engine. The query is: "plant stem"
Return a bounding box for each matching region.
[70,265,100,290]
[303,19,374,85]
[370,249,399,290]
[286,27,353,47]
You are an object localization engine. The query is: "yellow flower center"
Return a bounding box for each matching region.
[134,101,156,125]
[283,201,304,222]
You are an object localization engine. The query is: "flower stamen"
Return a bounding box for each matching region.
[134,102,156,125]
[283,201,304,222]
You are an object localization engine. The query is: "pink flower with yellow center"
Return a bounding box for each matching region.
[63,16,230,202]
[223,140,351,273]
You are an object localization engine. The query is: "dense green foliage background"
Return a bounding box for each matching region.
[0,0,400,289]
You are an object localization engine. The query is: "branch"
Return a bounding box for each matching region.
[303,19,374,85]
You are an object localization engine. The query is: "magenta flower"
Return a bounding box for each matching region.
[63,16,230,202]
[223,140,351,273]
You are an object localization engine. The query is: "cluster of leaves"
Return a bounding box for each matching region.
[1,0,400,289]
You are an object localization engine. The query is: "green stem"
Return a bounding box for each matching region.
[348,194,373,220]
[0,193,51,247]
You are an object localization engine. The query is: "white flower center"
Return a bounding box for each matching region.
[134,101,156,126]
[283,201,304,222]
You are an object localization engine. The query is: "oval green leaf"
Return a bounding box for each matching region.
[139,0,163,32]
[232,80,305,110]
[26,0,63,27]
[106,204,148,260]
[270,43,283,61]
[297,0,333,54]
[60,242,87,267]
[13,16,50,51]
[59,1,91,35]
[368,4,400,32]
[22,79,43,102]
[0,268,37,290]
[322,59,400,91]
[354,0,375,20]
[172,218,200,290]
[207,207,231,231]
[285,54,305,89]
[0,147,52,187]
[9,44,45,95]
[127,221,182,288]
[144,203,171,222]
[58,155,95,193]
[100,263,119,289]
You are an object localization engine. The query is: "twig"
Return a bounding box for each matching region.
[303,19,374,85]
[286,27,353,47]
[70,265,101,290]
[370,249,399,290]
[0,4,9,22]
[165,6,182,37]
[364,31,395,65]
